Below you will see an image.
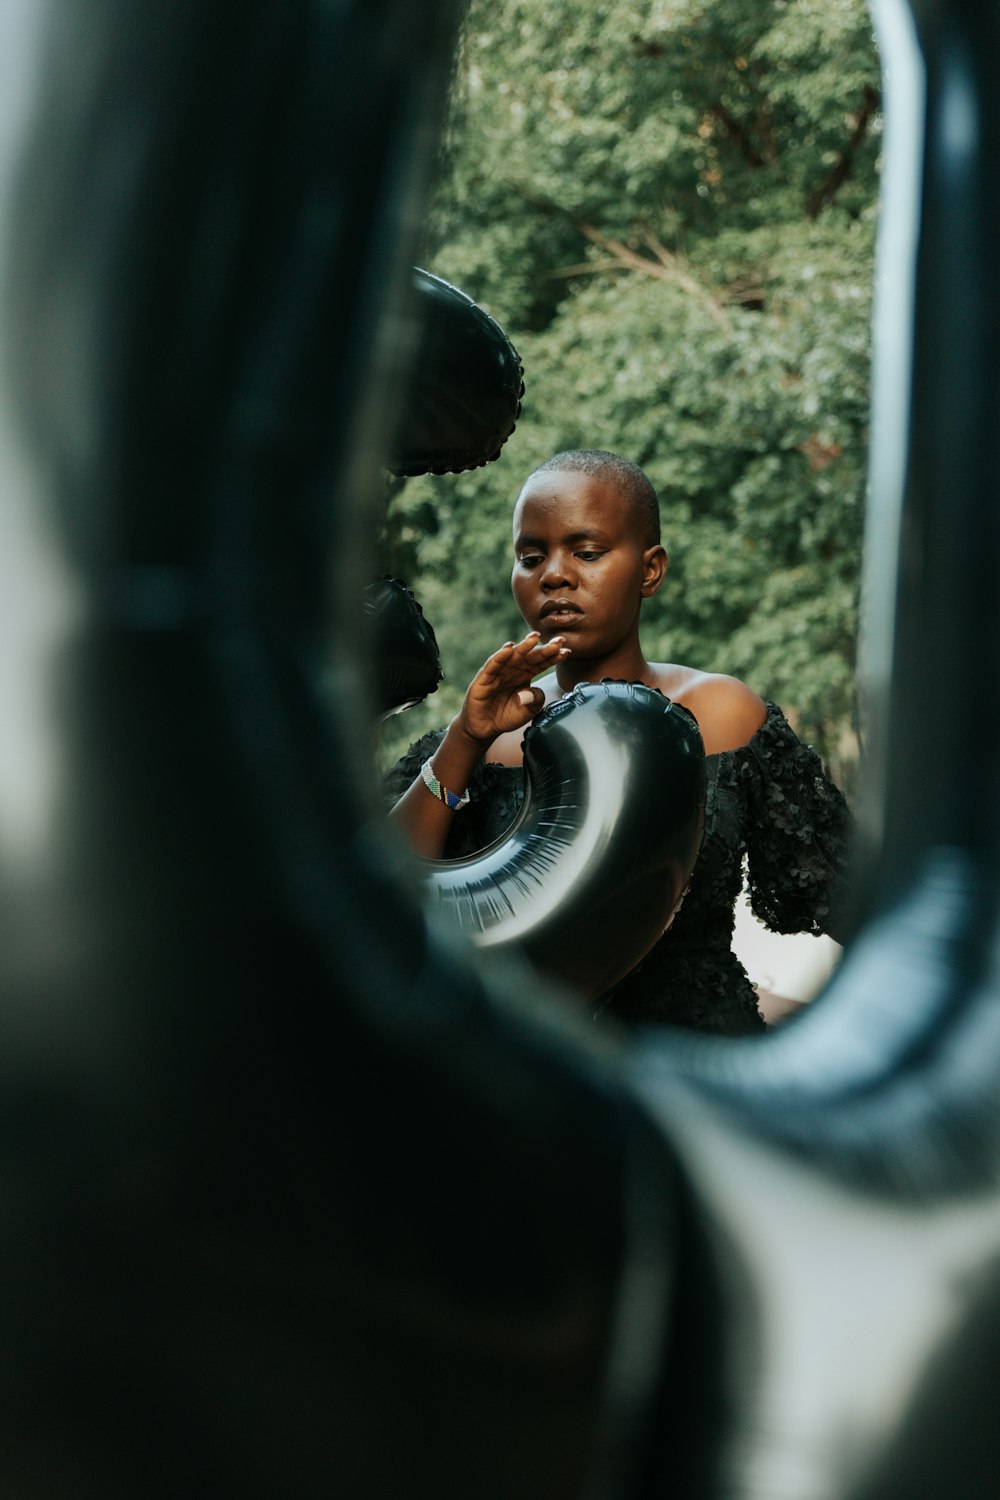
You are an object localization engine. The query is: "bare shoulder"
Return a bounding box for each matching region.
[486,727,524,766]
[655,666,767,755]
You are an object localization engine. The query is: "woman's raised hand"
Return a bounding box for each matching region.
[389,631,570,859]
[457,631,570,747]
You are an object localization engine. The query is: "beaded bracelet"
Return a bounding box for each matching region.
[420,757,471,811]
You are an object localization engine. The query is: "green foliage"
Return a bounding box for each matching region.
[383,0,881,790]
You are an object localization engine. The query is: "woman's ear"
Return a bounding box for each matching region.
[641,545,669,597]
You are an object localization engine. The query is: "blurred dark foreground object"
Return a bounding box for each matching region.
[4,0,1000,1498]
[364,575,443,717]
[0,3,665,1496]
[387,266,525,476]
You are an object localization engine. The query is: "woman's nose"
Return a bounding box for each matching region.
[541,552,573,587]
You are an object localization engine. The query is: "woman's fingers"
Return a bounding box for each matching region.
[466,632,571,742]
[483,632,539,671]
[484,631,568,676]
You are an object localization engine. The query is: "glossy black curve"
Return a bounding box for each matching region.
[425,682,706,1001]
[386,266,525,476]
[634,0,1000,1150]
[364,575,444,718]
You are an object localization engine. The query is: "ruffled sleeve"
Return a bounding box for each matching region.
[738,705,852,941]
[383,728,525,859]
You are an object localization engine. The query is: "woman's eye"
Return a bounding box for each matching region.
[518,554,543,568]
[576,550,604,562]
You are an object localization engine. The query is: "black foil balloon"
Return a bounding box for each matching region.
[387,267,525,476]
[364,575,443,717]
[425,683,706,1000]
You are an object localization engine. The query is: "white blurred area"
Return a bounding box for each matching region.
[0,0,80,874]
[733,881,842,1026]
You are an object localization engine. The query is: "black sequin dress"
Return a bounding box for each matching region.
[385,703,852,1035]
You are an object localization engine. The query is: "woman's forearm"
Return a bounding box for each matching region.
[387,716,491,858]
[388,631,566,858]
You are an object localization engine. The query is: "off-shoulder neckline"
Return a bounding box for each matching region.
[704,701,784,763]
[412,701,789,772]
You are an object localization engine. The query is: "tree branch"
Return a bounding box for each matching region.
[511,184,733,331]
[712,102,766,169]
[807,84,880,220]
[752,61,779,165]
[574,223,732,331]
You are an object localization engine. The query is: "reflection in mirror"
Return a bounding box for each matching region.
[376,0,881,1032]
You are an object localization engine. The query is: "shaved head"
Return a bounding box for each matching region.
[527,450,661,547]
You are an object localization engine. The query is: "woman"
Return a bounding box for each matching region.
[387,450,852,1034]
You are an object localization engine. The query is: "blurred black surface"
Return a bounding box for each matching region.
[364,575,443,718]
[387,267,524,477]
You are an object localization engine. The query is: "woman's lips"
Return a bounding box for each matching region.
[539,605,583,630]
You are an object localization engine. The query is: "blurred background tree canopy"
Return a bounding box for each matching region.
[379,0,880,791]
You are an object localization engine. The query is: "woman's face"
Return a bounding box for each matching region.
[510,468,666,659]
